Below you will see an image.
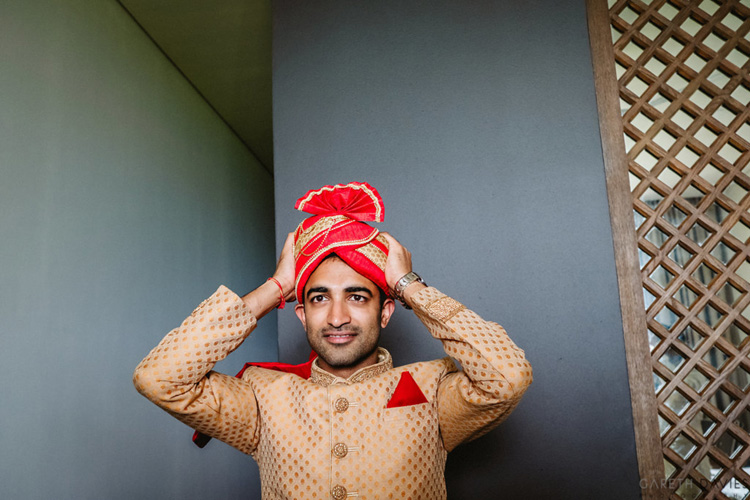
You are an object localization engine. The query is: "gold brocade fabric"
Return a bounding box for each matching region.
[309,348,392,387]
[134,286,533,500]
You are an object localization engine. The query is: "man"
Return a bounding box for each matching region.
[134,182,532,500]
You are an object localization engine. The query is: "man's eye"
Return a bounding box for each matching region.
[350,295,366,302]
[310,295,325,303]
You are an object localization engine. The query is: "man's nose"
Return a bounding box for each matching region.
[327,298,351,327]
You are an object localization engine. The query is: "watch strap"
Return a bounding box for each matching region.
[392,271,425,309]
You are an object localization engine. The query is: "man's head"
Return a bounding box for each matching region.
[292,182,390,302]
[292,182,394,376]
[295,254,395,377]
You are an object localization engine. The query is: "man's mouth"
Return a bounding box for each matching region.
[323,331,358,344]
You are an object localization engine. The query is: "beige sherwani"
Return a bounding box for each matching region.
[133,285,532,500]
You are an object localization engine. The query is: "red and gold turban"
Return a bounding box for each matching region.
[293,182,390,302]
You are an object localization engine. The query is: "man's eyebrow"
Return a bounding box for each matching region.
[306,286,329,299]
[306,286,374,298]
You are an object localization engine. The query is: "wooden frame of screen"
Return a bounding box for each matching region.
[586,1,668,498]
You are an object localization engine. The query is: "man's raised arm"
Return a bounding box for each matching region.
[382,232,533,452]
[132,234,297,454]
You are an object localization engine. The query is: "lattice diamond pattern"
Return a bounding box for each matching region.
[610,0,750,496]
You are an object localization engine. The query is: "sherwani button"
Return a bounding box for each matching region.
[332,442,348,458]
[334,397,349,413]
[331,484,347,499]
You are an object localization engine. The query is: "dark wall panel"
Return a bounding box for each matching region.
[273,0,641,498]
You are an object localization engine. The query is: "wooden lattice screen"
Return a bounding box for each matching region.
[606,0,750,498]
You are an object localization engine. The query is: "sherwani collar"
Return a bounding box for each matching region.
[310,347,392,386]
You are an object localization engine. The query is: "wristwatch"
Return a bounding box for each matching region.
[392,271,425,309]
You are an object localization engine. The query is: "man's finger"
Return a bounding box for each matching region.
[380,231,402,251]
[282,232,295,251]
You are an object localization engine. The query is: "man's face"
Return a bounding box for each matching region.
[295,256,394,377]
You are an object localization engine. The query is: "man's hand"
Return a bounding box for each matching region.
[272,232,297,303]
[381,232,426,305]
[241,232,297,318]
[381,232,412,290]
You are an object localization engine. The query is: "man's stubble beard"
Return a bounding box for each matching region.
[307,324,381,369]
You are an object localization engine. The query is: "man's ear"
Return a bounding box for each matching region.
[294,303,307,330]
[380,298,396,328]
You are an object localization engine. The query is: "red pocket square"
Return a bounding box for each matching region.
[386,371,428,408]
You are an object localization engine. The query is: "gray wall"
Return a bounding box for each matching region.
[273,0,641,498]
[0,1,275,498]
